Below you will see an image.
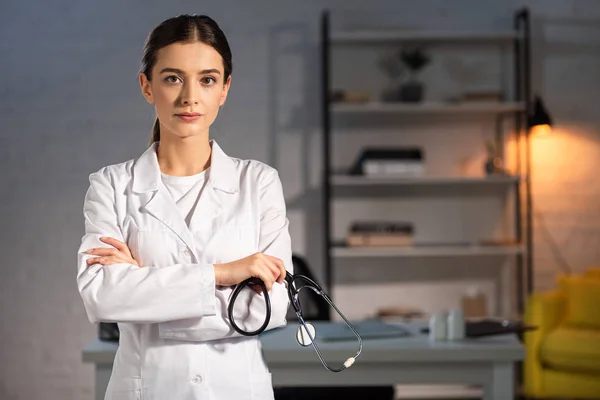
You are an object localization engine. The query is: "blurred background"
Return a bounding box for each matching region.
[1,0,599,399]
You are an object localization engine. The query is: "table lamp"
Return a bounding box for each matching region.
[529,95,553,136]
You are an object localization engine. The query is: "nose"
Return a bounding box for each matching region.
[181,81,199,106]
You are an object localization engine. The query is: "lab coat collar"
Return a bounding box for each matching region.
[132,139,239,194]
[208,140,239,193]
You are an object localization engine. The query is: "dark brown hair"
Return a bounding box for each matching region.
[140,15,233,144]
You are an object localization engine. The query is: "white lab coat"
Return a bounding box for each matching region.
[77,140,293,400]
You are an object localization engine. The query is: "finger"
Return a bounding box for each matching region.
[266,255,286,284]
[110,254,138,266]
[100,237,132,257]
[262,257,281,280]
[100,256,121,266]
[256,267,275,292]
[249,260,274,292]
[87,256,107,266]
[86,255,128,266]
[86,248,120,257]
[86,257,103,266]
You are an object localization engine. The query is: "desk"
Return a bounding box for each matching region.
[83,322,524,400]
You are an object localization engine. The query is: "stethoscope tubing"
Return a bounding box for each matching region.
[227,273,363,372]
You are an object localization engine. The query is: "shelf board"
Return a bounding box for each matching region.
[332,244,524,258]
[331,174,521,186]
[331,101,525,114]
[330,30,518,43]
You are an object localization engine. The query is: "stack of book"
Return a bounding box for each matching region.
[349,147,425,177]
[347,221,414,247]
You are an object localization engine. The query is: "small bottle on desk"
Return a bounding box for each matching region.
[428,311,447,341]
[447,309,465,340]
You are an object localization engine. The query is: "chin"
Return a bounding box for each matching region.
[168,125,208,139]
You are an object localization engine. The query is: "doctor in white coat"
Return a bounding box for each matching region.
[76,15,292,400]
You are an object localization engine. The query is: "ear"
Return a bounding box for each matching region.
[139,72,154,105]
[219,75,232,106]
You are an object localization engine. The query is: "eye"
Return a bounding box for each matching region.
[201,76,217,85]
[164,75,181,84]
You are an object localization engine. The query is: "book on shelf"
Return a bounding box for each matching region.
[346,221,414,247]
[349,147,425,177]
[362,160,424,176]
[347,234,414,247]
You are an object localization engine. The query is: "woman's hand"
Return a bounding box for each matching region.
[85,237,140,267]
[214,252,286,293]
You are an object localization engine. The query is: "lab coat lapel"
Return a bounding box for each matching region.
[187,180,223,246]
[188,140,239,248]
[132,143,197,257]
[143,189,198,255]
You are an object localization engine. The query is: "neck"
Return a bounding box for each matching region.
[156,131,212,177]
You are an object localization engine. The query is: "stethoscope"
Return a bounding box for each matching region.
[227,273,363,372]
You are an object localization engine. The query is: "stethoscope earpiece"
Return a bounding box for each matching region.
[296,322,316,346]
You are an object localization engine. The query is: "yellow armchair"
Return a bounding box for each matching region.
[523,269,600,399]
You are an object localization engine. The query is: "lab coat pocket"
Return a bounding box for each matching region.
[105,377,142,400]
[250,372,274,400]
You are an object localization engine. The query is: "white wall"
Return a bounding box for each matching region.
[1,0,599,398]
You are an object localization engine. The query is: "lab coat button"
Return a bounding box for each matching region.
[183,248,192,257]
[191,375,203,384]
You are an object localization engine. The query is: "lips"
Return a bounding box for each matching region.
[175,112,202,122]
[176,112,202,117]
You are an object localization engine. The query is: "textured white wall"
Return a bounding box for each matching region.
[0,0,599,399]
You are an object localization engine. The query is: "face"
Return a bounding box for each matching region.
[139,41,231,140]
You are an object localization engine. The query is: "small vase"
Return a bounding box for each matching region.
[484,156,504,175]
[400,81,424,102]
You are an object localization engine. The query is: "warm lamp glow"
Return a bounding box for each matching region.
[531,124,552,136]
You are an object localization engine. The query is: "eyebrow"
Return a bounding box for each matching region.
[159,67,221,75]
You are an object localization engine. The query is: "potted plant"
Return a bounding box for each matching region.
[399,47,430,102]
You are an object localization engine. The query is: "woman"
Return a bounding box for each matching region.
[76,14,292,400]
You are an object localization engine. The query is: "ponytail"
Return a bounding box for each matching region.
[150,118,160,145]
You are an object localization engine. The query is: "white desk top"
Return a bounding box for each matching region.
[262,322,524,364]
[82,321,524,365]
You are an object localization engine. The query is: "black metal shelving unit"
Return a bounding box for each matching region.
[320,8,533,321]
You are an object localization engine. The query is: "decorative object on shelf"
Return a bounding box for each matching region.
[346,220,414,247]
[399,46,431,102]
[349,147,425,177]
[483,138,505,175]
[330,89,370,103]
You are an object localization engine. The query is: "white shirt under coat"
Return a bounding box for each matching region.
[76,140,293,400]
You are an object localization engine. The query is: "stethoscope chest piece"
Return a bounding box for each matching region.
[296,322,316,347]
